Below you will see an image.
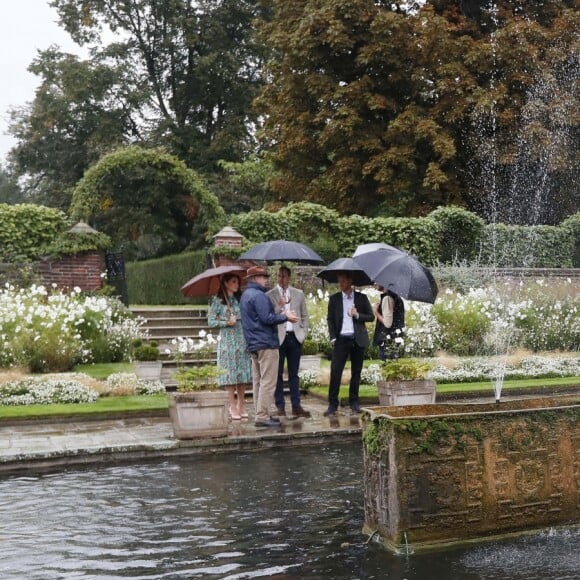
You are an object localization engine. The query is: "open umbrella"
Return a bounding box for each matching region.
[239,240,324,264]
[316,257,373,286]
[353,249,438,303]
[352,242,404,257]
[181,265,246,297]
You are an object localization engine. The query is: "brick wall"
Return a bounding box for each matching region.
[37,251,104,292]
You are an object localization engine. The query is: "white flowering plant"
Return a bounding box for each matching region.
[104,372,165,396]
[0,284,143,372]
[0,377,99,406]
[303,279,578,358]
[298,368,320,392]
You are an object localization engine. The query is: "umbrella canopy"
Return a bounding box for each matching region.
[352,242,404,257]
[239,240,324,264]
[353,249,438,303]
[181,265,246,297]
[316,257,373,286]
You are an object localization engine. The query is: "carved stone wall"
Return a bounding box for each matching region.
[362,398,579,552]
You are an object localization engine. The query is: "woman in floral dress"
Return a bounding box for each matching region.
[208,273,252,419]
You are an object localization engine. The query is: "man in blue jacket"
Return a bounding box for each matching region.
[240,265,299,428]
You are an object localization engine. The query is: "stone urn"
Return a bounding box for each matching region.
[168,390,229,439]
[299,354,322,372]
[377,379,436,406]
[134,361,163,381]
[361,396,580,553]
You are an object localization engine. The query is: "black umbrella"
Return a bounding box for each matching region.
[239,240,324,264]
[316,257,373,286]
[353,249,438,303]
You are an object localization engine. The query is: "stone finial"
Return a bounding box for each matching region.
[68,221,100,234]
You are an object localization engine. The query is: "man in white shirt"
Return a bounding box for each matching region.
[267,266,311,418]
[324,272,374,416]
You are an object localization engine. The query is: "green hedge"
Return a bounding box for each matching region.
[560,212,580,267]
[479,224,574,267]
[126,250,208,305]
[0,204,70,262]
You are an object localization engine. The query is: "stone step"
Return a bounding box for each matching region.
[141,317,210,328]
[131,307,208,320]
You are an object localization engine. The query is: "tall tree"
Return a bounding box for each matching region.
[8,48,135,209]
[256,0,578,220]
[0,166,24,204]
[51,0,265,171]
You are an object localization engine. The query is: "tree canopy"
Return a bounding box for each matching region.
[70,146,225,259]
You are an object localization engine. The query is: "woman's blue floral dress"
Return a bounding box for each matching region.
[207,295,252,387]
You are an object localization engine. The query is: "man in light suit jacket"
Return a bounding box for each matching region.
[324,272,374,416]
[267,266,311,418]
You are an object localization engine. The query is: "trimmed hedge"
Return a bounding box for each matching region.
[479,224,574,267]
[560,212,580,267]
[126,250,208,305]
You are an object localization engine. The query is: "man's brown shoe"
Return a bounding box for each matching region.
[276,407,287,417]
[292,406,311,418]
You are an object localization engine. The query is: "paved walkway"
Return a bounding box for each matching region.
[0,397,363,475]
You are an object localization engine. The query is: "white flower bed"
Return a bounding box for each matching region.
[105,372,166,395]
[0,377,99,406]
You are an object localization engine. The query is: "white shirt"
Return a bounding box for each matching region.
[340,290,355,336]
[277,284,294,332]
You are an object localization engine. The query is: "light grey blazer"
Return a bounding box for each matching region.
[267,286,309,344]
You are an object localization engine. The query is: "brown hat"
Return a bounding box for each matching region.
[246,265,269,279]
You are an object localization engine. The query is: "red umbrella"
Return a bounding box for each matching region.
[180,265,247,297]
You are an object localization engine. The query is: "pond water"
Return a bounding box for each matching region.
[0,442,577,579]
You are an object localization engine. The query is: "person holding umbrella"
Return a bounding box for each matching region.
[324,271,374,416]
[207,272,252,420]
[240,266,299,428]
[373,286,405,361]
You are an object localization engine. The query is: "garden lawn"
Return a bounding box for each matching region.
[308,376,580,401]
[0,394,168,420]
[74,362,135,379]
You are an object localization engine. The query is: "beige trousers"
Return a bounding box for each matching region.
[251,348,279,421]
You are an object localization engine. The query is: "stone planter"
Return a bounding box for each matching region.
[299,354,322,372]
[168,390,229,439]
[377,379,436,406]
[362,396,580,553]
[134,361,163,381]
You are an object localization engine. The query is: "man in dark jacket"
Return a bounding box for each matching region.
[240,265,299,427]
[324,272,374,416]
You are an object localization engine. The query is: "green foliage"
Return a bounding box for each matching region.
[380,358,432,381]
[229,201,442,264]
[175,364,225,392]
[432,299,492,356]
[479,224,574,267]
[8,48,131,209]
[428,206,486,263]
[0,166,23,204]
[40,231,112,258]
[132,340,160,362]
[51,0,263,173]
[70,146,226,259]
[301,339,320,356]
[0,204,70,262]
[560,212,580,267]
[126,250,207,305]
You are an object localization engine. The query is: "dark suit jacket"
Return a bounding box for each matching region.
[327,290,374,348]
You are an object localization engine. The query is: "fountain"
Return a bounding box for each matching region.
[362,3,579,551]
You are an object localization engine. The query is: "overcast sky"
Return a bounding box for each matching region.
[0,1,84,166]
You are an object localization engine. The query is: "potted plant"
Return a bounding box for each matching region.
[377,358,436,406]
[168,364,229,439]
[132,339,163,381]
[299,339,322,372]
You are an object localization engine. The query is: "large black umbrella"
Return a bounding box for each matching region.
[239,240,324,264]
[353,249,438,303]
[181,265,246,297]
[316,257,373,286]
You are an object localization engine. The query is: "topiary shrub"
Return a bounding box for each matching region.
[560,212,580,267]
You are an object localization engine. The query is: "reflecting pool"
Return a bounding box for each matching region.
[0,442,577,579]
